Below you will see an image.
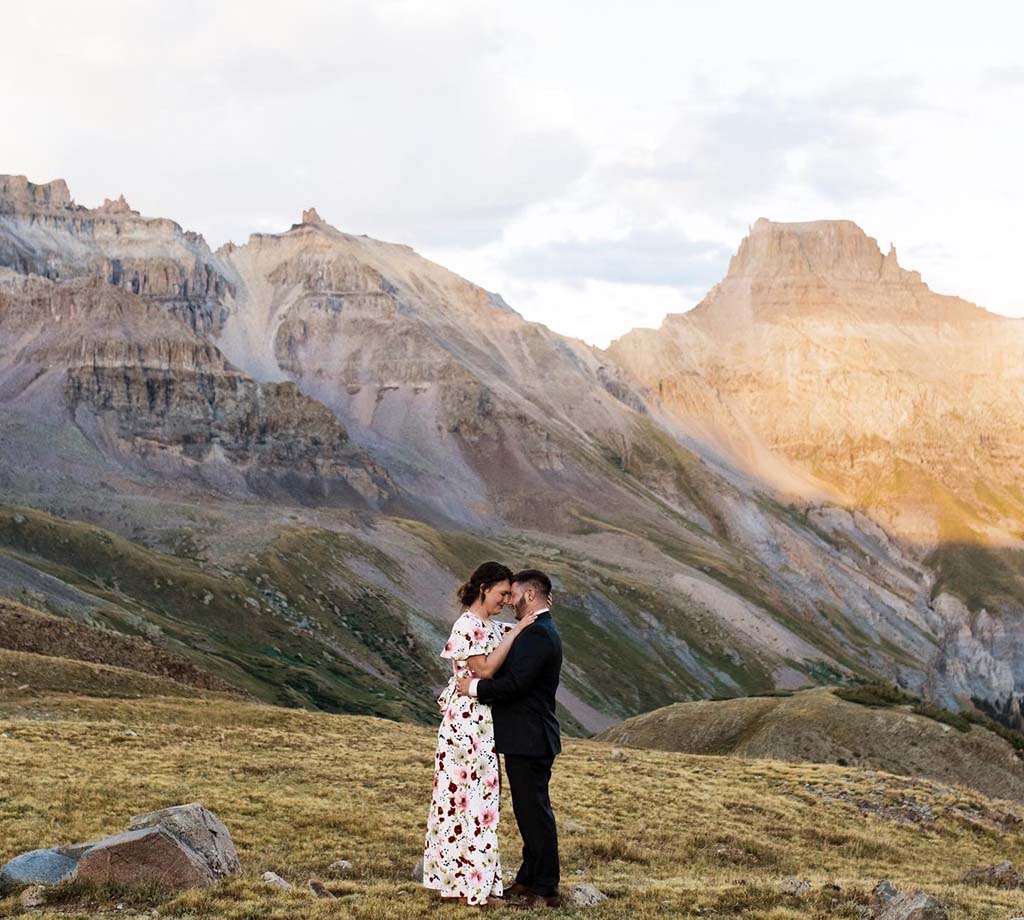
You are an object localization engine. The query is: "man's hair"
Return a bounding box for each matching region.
[513,569,552,597]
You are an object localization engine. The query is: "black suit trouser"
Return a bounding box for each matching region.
[503,753,559,896]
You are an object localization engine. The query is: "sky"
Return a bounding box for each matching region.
[2,0,1023,347]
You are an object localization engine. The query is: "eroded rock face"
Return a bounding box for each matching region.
[608,218,1024,546]
[0,175,235,334]
[214,215,646,523]
[0,275,392,506]
[608,218,1024,710]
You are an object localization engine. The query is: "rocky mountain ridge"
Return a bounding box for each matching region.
[609,217,1024,546]
[2,174,1023,729]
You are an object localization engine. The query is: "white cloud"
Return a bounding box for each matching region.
[2,0,1024,344]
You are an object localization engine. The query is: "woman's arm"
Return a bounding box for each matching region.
[464,612,539,678]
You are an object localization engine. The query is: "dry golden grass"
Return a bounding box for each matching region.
[2,691,1024,919]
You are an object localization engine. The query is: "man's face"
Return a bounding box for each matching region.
[510,582,529,619]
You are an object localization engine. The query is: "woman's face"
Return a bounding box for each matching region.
[483,580,512,616]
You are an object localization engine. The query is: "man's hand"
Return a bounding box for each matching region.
[456,673,474,696]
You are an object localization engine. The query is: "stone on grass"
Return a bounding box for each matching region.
[129,803,239,879]
[566,883,607,907]
[19,886,46,909]
[777,876,811,896]
[262,871,292,890]
[328,859,353,876]
[870,883,948,920]
[872,880,899,905]
[961,861,1024,889]
[77,826,217,890]
[308,879,336,899]
[412,857,424,881]
[0,848,79,893]
[562,820,586,835]
[607,748,627,761]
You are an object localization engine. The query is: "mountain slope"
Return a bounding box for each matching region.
[2,176,1024,728]
[607,218,1024,546]
[596,687,1024,802]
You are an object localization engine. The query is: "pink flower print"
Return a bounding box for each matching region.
[457,766,470,784]
[469,867,485,887]
[469,736,481,755]
[453,790,468,811]
[471,626,486,643]
[433,773,440,791]
[445,706,458,723]
[484,772,499,791]
[480,807,497,828]
[443,640,453,654]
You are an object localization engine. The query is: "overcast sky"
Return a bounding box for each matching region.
[3,1,1022,346]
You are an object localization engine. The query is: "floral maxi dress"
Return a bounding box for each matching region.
[422,612,510,904]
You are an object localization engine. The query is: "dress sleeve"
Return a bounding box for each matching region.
[440,614,493,660]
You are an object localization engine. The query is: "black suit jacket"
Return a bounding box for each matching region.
[476,611,562,757]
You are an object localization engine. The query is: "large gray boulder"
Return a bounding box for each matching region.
[76,826,217,889]
[0,802,239,894]
[0,848,78,893]
[128,803,239,879]
[961,861,1024,889]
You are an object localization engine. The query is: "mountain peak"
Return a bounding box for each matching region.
[729,218,920,285]
[0,174,74,213]
[97,194,137,215]
[301,207,325,226]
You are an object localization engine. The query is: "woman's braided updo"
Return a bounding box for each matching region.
[457,561,513,608]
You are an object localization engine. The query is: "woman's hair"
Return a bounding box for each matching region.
[457,561,513,607]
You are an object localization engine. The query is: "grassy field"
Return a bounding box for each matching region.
[3,689,1024,919]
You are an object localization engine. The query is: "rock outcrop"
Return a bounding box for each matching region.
[0,175,235,333]
[213,210,648,524]
[608,218,1024,546]
[0,274,391,505]
[0,803,238,893]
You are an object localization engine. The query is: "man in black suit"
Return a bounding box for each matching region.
[457,569,563,908]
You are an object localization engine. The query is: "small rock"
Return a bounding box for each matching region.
[262,870,292,890]
[0,848,79,893]
[962,861,1024,889]
[19,886,45,908]
[872,879,899,906]
[562,820,586,835]
[329,859,353,876]
[308,879,336,898]
[607,748,627,761]
[13,513,25,524]
[412,857,424,881]
[777,876,811,896]
[873,890,949,920]
[566,883,607,907]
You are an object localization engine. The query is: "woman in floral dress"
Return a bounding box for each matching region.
[422,561,539,908]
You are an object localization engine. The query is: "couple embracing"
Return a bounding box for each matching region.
[422,562,563,909]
